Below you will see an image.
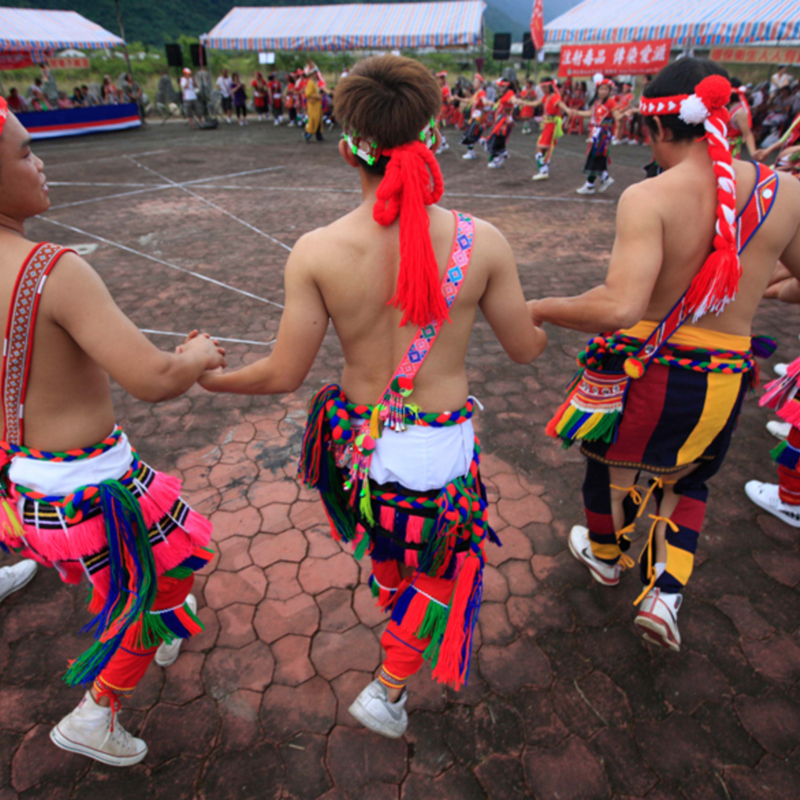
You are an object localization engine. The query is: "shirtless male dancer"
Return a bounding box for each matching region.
[0,99,225,765]
[200,55,546,738]
[532,58,800,651]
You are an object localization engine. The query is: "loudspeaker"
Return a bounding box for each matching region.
[190,43,207,67]
[522,32,536,60]
[165,44,183,68]
[493,33,511,61]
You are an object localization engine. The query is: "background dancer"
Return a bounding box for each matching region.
[567,75,620,194]
[518,78,537,135]
[728,78,756,158]
[0,100,225,766]
[531,59,800,653]
[198,55,546,738]
[436,71,451,152]
[486,78,516,169]
[458,73,488,160]
[516,78,568,181]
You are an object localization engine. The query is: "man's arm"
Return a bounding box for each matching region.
[733,108,757,159]
[530,184,663,332]
[48,253,225,402]
[200,233,329,394]
[477,222,547,364]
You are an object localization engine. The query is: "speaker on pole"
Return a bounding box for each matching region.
[190,43,207,68]
[493,33,511,61]
[165,43,183,68]
[522,32,536,61]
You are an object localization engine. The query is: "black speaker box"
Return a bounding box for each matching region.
[165,43,183,68]
[522,32,536,60]
[493,33,511,61]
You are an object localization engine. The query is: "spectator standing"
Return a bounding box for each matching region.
[285,76,297,125]
[180,68,201,129]
[304,69,323,142]
[121,73,145,122]
[231,72,247,125]
[216,68,233,124]
[771,65,792,96]
[102,75,119,105]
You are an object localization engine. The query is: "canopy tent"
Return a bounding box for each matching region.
[545,0,800,46]
[202,1,485,51]
[0,7,124,62]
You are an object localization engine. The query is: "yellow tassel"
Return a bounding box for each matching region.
[0,497,24,538]
[369,404,382,440]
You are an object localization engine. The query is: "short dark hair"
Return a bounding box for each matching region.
[643,57,729,142]
[335,55,440,176]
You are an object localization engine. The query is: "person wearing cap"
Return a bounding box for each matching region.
[180,68,201,128]
[531,57,800,653]
[198,55,546,737]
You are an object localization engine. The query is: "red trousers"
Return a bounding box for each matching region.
[779,425,800,505]
[374,560,456,681]
[93,574,193,698]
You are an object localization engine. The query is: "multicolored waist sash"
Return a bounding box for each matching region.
[548,328,772,448]
[298,384,496,689]
[0,427,212,687]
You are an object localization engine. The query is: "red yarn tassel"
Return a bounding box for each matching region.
[685,249,741,319]
[431,554,481,690]
[373,141,446,327]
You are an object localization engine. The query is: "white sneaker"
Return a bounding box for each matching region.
[598,176,615,193]
[774,363,789,377]
[568,525,622,586]
[50,692,147,767]
[767,420,792,441]
[487,159,503,169]
[576,183,596,195]
[462,150,476,159]
[612,137,622,145]
[745,481,800,528]
[439,142,449,152]
[154,594,197,667]
[532,172,550,181]
[0,559,37,603]
[634,588,682,652]
[348,679,408,738]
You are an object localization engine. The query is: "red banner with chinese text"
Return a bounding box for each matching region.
[530,0,544,51]
[47,56,90,70]
[710,46,800,65]
[559,39,672,77]
[0,51,34,71]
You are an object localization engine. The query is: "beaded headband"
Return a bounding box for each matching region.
[0,97,7,138]
[343,117,437,166]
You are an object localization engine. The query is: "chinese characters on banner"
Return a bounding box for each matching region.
[530,0,544,51]
[710,46,800,64]
[559,39,672,77]
[47,56,90,70]
[0,51,34,71]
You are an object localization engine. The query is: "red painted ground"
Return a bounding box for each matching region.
[0,120,798,800]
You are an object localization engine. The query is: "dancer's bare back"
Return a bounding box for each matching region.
[206,201,546,410]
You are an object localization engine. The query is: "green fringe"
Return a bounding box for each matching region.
[359,483,375,526]
[137,599,204,649]
[370,578,380,598]
[419,601,450,667]
[163,565,194,580]
[771,439,788,465]
[354,533,370,561]
[557,406,620,447]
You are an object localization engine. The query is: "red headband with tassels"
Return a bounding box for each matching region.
[641,74,739,320]
[373,141,446,327]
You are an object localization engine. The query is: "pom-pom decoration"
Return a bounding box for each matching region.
[694,75,732,112]
[624,357,646,380]
[593,72,604,85]
[678,94,709,125]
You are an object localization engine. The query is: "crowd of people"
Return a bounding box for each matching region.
[2,52,800,774]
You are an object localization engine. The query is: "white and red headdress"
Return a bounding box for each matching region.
[640,74,739,320]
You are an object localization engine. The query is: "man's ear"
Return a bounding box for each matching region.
[652,116,667,143]
[339,137,360,168]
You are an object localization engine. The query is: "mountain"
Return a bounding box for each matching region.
[2,0,587,47]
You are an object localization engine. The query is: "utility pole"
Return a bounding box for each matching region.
[115,0,135,81]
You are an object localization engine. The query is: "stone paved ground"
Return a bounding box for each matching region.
[1,120,799,800]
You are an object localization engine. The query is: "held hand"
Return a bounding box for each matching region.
[753,149,767,162]
[181,331,227,369]
[527,299,544,328]
[764,277,800,303]
[766,262,792,289]
[198,366,226,392]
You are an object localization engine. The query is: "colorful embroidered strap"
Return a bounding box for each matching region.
[382,210,475,399]
[0,426,123,463]
[2,242,74,446]
[737,163,779,254]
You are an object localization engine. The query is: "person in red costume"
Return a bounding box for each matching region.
[486,78,516,169]
[458,73,488,160]
[199,56,546,738]
[516,78,570,181]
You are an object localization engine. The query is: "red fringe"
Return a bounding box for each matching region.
[431,554,480,690]
[684,249,741,319]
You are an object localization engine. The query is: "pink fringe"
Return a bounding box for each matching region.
[0,467,211,589]
[380,506,395,531]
